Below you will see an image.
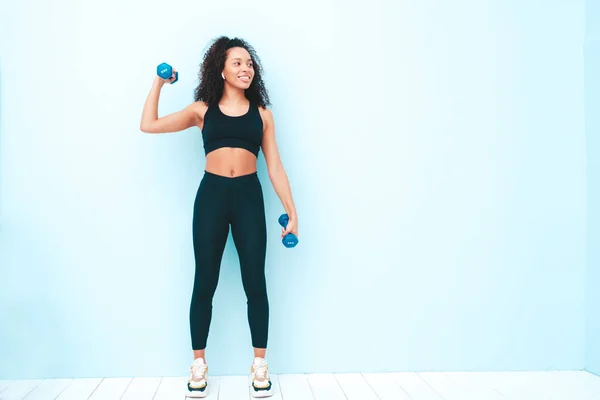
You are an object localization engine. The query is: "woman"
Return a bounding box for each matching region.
[140,36,298,398]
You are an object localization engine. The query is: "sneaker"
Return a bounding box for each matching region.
[187,358,209,398]
[249,357,273,397]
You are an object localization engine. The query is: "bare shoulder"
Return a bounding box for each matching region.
[192,101,209,120]
[258,105,274,128]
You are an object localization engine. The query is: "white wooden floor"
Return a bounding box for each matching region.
[1,371,599,400]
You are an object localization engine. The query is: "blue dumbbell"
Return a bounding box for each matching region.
[278,214,298,248]
[156,62,178,84]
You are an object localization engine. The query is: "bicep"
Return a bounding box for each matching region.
[141,103,202,134]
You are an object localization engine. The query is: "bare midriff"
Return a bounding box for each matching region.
[205,147,257,177]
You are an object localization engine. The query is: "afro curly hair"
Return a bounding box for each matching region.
[194,36,271,108]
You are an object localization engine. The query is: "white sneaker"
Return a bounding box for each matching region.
[187,358,209,398]
[249,357,273,397]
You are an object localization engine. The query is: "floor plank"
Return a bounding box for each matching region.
[120,377,161,400]
[393,372,444,400]
[218,375,249,400]
[482,371,567,400]
[306,373,346,400]
[22,379,72,400]
[87,378,132,400]
[54,378,102,400]
[362,372,412,400]
[485,371,600,400]
[0,379,43,400]
[335,373,379,400]
[154,377,186,400]
[277,373,314,400]
[444,371,509,399]
[420,371,507,400]
[0,381,15,394]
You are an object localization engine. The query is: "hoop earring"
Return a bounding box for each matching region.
[221,73,225,80]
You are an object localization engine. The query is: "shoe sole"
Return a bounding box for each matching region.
[186,384,208,398]
[186,391,208,398]
[248,374,274,398]
[250,390,273,398]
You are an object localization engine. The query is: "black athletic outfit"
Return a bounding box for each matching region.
[189,98,269,350]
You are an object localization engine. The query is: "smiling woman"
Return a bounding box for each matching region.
[139,36,298,398]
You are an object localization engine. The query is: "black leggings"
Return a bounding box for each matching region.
[189,171,269,350]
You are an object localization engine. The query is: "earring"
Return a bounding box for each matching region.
[221,73,225,79]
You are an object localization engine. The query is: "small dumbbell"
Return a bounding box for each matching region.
[278,214,298,248]
[156,62,178,84]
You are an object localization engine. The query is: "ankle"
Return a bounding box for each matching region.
[253,349,267,360]
[193,350,206,363]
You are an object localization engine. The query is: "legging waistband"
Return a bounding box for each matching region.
[203,170,258,182]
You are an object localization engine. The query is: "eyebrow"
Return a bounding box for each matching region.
[232,58,253,62]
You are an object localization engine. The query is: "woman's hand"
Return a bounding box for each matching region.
[281,214,298,239]
[155,69,177,86]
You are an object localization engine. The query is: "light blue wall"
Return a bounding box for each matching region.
[0,0,587,379]
[586,0,600,377]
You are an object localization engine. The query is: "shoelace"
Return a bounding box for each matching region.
[191,363,207,380]
[253,364,268,380]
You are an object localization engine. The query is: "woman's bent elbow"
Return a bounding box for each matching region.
[140,123,156,134]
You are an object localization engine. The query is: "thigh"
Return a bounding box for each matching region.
[230,178,267,274]
[192,178,230,271]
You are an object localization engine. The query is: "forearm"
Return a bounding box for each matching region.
[140,78,164,130]
[269,166,297,218]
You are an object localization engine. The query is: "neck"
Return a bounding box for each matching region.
[221,85,248,105]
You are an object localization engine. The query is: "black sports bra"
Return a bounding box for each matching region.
[201,99,263,157]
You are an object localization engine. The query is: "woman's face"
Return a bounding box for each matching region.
[222,47,254,89]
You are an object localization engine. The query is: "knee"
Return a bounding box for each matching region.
[242,275,267,298]
[192,280,218,301]
[245,285,268,303]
